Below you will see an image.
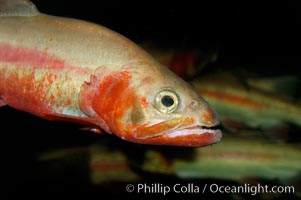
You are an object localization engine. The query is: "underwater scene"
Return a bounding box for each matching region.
[2,0,301,199]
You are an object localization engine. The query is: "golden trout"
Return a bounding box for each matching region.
[0,0,221,147]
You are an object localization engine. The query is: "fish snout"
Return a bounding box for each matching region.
[200,108,220,127]
[188,99,220,127]
[196,103,220,128]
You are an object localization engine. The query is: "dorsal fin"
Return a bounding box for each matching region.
[0,0,39,17]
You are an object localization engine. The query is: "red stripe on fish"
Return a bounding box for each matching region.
[0,43,65,67]
[199,89,265,109]
[0,43,90,73]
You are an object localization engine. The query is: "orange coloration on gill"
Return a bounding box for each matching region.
[199,89,265,109]
[91,71,136,134]
[134,117,195,138]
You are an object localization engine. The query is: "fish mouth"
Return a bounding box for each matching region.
[165,125,222,138]
[158,125,222,147]
[131,119,222,147]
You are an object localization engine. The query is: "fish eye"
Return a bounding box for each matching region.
[154,90,179,113]
[161,95,174,107]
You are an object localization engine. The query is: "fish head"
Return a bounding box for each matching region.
[124,64,222,147]
[80,63,222,147]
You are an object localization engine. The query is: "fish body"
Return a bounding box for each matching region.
[0,0,221,147]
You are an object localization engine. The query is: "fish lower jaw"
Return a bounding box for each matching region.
[126,125,222,147]
[165,126,222,138]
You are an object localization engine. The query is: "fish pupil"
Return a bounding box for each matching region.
[161,95,174,107]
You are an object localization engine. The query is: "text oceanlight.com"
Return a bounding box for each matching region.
[125,183,295,196]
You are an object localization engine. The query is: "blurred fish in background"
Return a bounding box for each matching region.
[36,134,301,199]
